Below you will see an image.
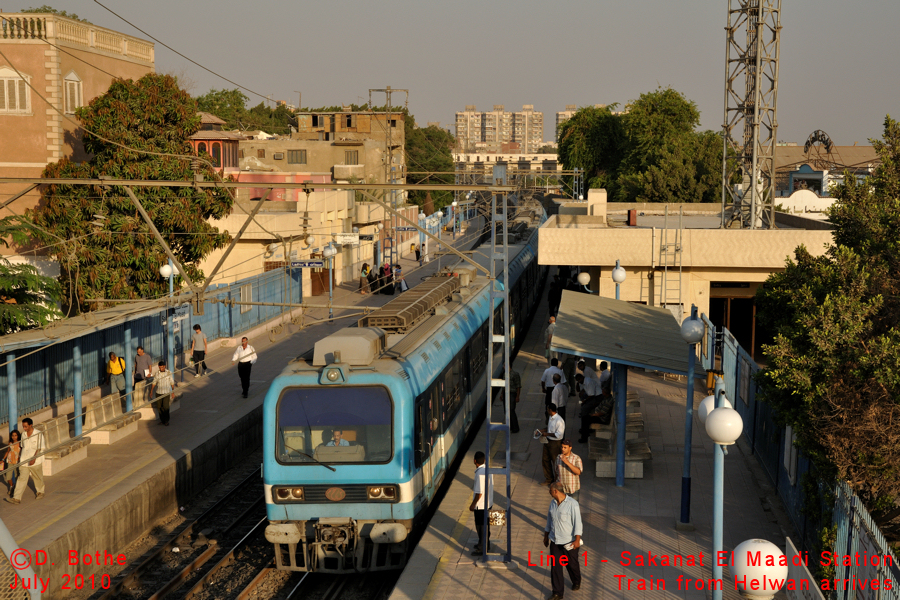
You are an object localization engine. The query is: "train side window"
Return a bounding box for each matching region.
[463,346,472,393]
[443,358,462,422]
[415,400,432,468]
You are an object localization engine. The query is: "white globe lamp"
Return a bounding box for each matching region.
[681,316,704,344]
[322,244,336,258]
[159,263,173,278]
[611,265,626,284]
[705,406,743,445]
[451,200,458,208]
[698,394,733,425]
[577,272,591,286]
[418,211,426,220]
[731,539,788,600]
[436,210,444,218]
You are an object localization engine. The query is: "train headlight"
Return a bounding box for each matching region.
[291,487,304,500]
[326,368,340,382]
[367,485,398,501]
[275,488,290,500]
[274,486,304,502]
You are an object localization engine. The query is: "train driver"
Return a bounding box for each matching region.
[326,429,351,447]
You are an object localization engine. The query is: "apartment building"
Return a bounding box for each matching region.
[455,104,545,153]
[0,12,155,263]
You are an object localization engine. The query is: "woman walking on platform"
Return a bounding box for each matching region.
[2,430,21,498]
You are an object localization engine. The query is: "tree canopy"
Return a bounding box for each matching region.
[755,115,900,537]
[557,88,723,203]
[195,88,296,134]
[0,215,63,334]
[31,74,233,313]
[405,117,455,210]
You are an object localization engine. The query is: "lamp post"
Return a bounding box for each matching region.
[323,243,336,323]
[451,200,458,239]
[611,259,626,300]
[352,226,360,265]
[159,260,175,375]
[435,210,444,251]
[418,211,426,264]
[705,396,743,600]
[678,308,704,530]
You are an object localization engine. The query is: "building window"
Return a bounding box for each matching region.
[345,150,358,165]
[0,67,30,114]
[391,119,398,128]
[273,152,284,160]
[288,149,307,165]
[257,149,266,159]
[64,71,82,114]
[345,114,353,128]
[240,284,252,314]
[212,142,222,167]
[198,142,207,154]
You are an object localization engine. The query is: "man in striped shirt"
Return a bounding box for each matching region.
[150,361,175,426]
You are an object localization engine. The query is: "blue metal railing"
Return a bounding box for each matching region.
[1,268,301,425]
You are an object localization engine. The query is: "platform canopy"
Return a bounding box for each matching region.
[549,290,690,376]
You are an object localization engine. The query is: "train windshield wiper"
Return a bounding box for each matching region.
[284,443,336,472]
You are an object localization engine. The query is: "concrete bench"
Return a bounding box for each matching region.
[84,395,140,445]
[38,415,90,476]
[137,392,183,422]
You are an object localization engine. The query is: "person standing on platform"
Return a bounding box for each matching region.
[415,244,421,263]
[469,451,493,556]
[2,429,21,498]
[232,337,258,398]
[150,361,175,426]
[541,358,566,409]
[543,482,583,600]
[134,346,154,407]
[538,403,565,486]
[551,373,569,421]
[6,418,45,504]
[544,316,557,365]
[554,440,583,502]
[106,351,126,398]
[359,263,371,295]
[191,324,208,378]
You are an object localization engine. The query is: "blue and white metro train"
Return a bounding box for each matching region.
[261,199,547,573]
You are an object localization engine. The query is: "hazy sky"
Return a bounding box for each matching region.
[10,1,899,145]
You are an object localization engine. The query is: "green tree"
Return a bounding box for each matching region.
[557,105,624,196]
[21,5,91,23]
[31,74,233,313]
[616,88,721,203]
[195,88,295,133]
[755,115,900,537]
[557,90,723,203]
[0,215,63,334]
[405,118,455,209]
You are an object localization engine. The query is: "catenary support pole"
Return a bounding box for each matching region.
[679,306,699,528]
[73,340,82,436]
[615,362,627,486]
[712,385,725,600]
[124,323,133,413]
[6,353,16,437]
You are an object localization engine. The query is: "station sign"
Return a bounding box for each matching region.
[359,234,374,241]
[291,260,326,268]
[335,233,359,245]
[396,226,418,232]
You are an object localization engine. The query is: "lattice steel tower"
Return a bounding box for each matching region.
[720,0,782,229]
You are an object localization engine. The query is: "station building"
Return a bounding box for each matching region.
[538,191,833,361]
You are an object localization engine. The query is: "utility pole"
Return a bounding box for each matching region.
[369,86,408,266]
[293,90,301,111]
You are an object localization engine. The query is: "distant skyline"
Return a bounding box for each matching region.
[6,1,898,145]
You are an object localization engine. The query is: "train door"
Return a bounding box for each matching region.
[431,385,446,487]
[415,399,435,503]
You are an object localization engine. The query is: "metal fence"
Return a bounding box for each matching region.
[1,268,301,425]
[833,481,900,600]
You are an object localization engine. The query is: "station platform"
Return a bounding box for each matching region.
[390,291,791,600]
[0,235,478,600]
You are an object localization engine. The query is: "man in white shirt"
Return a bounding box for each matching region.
[538,404,565,486]
[541,358,567,408]
[577,360,598,383]
[551,374,569,421]
[232,337,258,398]
[469,451,493,556]
[598,361,612,393]
[7,418,44,504]
[544,316,557,365]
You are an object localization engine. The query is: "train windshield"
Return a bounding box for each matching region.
[276,386,393,464]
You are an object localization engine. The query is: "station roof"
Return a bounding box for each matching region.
[549,290,690,376]
[0,299,171,353]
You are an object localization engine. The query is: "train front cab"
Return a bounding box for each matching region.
[263,365,412,573]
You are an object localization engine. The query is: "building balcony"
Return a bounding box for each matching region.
[0,12,154,65]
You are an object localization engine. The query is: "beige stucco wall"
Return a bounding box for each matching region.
[540,218,833,320]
